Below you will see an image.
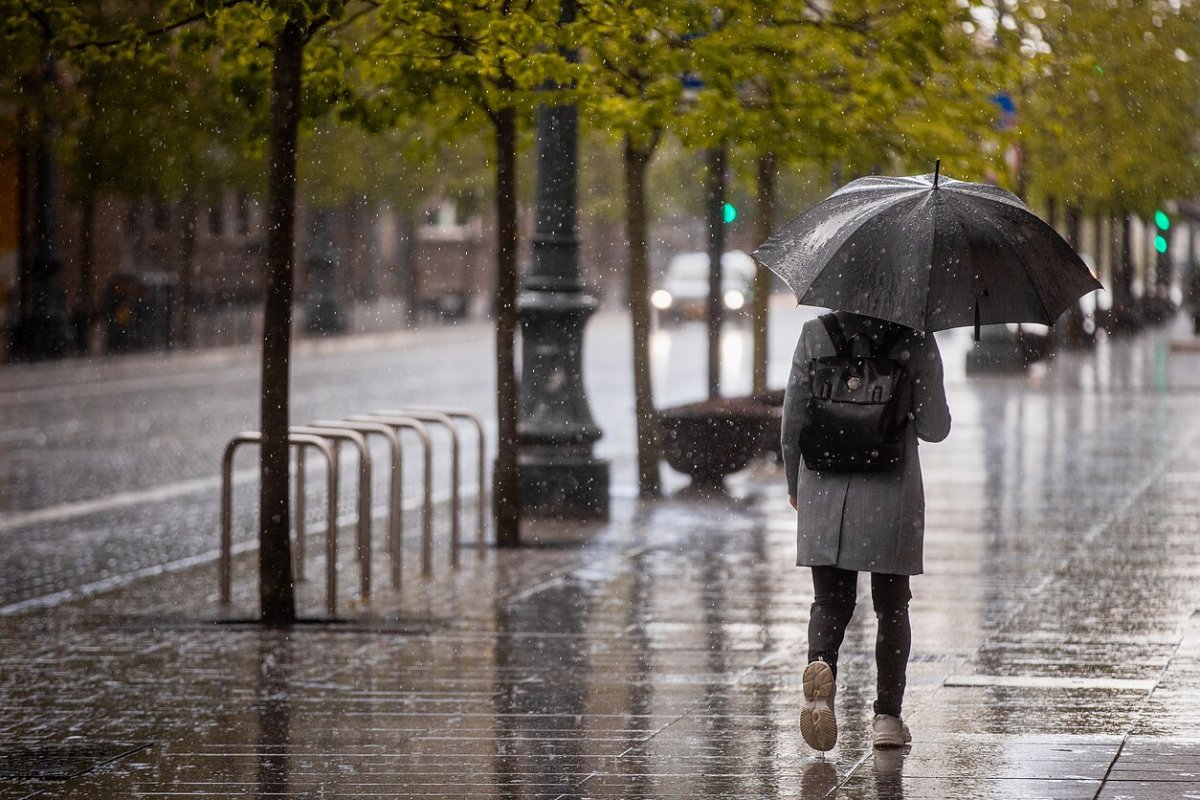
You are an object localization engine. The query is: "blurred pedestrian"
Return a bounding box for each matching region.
[782,310,950,752]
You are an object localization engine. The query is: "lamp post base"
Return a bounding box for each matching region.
[518,454,610,519]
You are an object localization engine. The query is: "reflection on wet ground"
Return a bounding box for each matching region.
[3,321,1200,797]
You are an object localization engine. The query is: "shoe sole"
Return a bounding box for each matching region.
[873,721,912,748]
[800,661,837,751]
[873,732,910,748]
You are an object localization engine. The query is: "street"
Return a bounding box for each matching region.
[2,307,1200,797]
[0,303,810,610]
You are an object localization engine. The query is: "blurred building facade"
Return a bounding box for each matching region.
[0,133,17,339]
[0,164,732,362]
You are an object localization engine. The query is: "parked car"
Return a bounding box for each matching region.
[650,250,757,323]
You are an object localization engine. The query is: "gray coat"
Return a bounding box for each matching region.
[782,312,951,575]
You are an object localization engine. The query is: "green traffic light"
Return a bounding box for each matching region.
[723,202,737,224]
[1155,234,1168,254]
[1155,210,1171,230]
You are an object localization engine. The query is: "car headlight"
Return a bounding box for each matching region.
[651,289,673,310]
[723,290,745,310]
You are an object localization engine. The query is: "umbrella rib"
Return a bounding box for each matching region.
[914,194,940,331]
[924,197,964,330]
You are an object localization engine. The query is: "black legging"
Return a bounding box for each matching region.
[808,566,912,718]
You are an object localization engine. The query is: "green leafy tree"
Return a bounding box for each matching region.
[1021,0,1200,214]
[1,2,264,350]
[3,0,344,618]
[179,0,367,622]
[575,0,711,498]
[299,117,492,321]
[351,0,570,545]
[72,33,256,344]
[1,2,100,358]
[1018,0,1200,322]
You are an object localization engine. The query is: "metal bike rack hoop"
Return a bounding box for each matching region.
[349,414,435,576]
[220,431,340,616]
[291,425,373,600]
[403,406,488,553]
[312,419,405,590]
[375,409,462,566]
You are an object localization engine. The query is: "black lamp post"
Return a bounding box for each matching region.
[516,0,609,518]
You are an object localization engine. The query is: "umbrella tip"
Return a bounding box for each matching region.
[934,159,941,189]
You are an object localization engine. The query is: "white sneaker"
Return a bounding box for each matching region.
[800,660,837,751]
[872,713,912,748]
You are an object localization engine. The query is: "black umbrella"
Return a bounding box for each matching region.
[753,163,1102,339]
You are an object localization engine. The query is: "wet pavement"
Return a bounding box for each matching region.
[0,309,791,609]
[3,311,1200,797]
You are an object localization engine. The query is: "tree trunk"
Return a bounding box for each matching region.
[493,106,521,546]
[1116,212,1137,325]
[624,136,661,499]
[1093,214,1106,290]
[398,206,418,326]
[1045,195,1058,233]
[258,19,304,625]
[752,153,776,396]
[705,145,726,400]
[1061,204,1086,347]
[1189,220,1200,335]
[77,190,95,354]
[176,194,198,348]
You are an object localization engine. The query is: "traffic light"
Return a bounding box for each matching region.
[1154,209,1171,255]
[722,202,737,224]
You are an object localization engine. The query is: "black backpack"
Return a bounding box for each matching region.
[799,314,911,473]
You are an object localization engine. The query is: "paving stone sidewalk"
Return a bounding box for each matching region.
[4,327,1200,798]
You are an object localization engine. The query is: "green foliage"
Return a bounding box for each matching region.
[300,116,490,209]
[0,1,265,202]
[7,0,1195,246]
[1019,0,1200,214]
[354,0,573,125]
[573,0,1014,183]
[574,0,702,153]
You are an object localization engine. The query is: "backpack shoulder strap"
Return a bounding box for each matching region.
[873,323,908,359]
[819,313,849,355]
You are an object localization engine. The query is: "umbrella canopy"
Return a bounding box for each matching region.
[753,167,1103,334]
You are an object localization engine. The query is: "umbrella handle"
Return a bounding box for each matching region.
[973,289,990,343]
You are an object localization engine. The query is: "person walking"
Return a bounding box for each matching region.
[781,310,951,752]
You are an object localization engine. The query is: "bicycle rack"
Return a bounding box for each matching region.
[220,432,340,616]
[349,414,435,575]
[402,406,487,554]
[219,406,480,610]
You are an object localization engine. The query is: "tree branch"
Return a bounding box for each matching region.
[68,0,251,51]
[324,3,379,38]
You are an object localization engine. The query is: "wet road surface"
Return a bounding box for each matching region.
[3,310,1200,797]
[0,309,793,610]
